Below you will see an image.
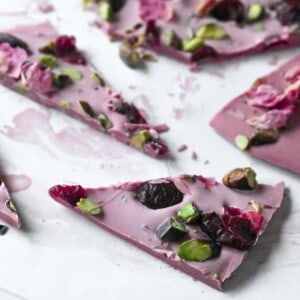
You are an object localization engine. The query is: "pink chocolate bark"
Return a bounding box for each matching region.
[0,178,21,228]
[49,174,284,290]
[210,55,300,174]
[0,22,169,158]
[91,0,300,68]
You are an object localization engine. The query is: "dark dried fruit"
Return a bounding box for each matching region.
[48,185,88,206]
[108,0,125,13]
[0,33,31,53]
[210,0,244,23]
[135,181,184,209]
[52,74,73,89]
[177,201,200,224]
[198,208,263,250]
[145,20,160,46]
[177,239,220,262]
[39,36,86,65]
[156,218,187,241]
[0,225,8,236]
[199,212,224,241]
[222,167,257,190]
[250,129,279,146]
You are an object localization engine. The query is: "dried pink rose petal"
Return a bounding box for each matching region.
[139,0,173,22]
[246,108,293,130]
[247,84,285,109]
[0,43,27,78]
[285,65,300,84]
[21,62,55,94]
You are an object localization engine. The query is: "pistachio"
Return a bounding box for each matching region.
[247,3,264,22]
[250,129,279,146]
[79,100,95,118]
[60,68,83,81]
[130,130,152,149]
[5,199,17,213]
[83,0,93,7]
[156,218,187,241]
[91,73,105,87]
[119,42,143,68]
[182,37,204,52]
[39,41,55,55]
[235,134,250,151]
[196,24,228,40]
[59,100,70,110]
[76,198,101,216]
[39,55,58,69]
[161,29,182,49]
[98,113,112,130]
[177,239,220,262]
[99,1,113,21]
[222,167,257,190]
[177,201,200,224]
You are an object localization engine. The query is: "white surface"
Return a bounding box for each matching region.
[0,1,299,299]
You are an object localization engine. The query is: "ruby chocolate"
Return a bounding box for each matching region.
[49,173,284,290]
[210,54,300,174]
[88,0,300,68]
[0,22,169,158]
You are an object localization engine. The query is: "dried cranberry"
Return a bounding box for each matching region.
[114,102,146,124]
[145,20,160,46]
[198,207,264,250]
[135,181,184,209]
[49,185,88,206]
[55,35,76,56]
[211,0,244,23]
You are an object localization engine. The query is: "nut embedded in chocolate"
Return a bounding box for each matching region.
[222,167,257,190]
[156,218,187,241]
[135,181,184,209]
[250,129,279,146]
[177,239,220,262]
[177,201,200,224]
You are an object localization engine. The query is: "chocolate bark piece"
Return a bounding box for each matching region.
[210,54,300,174]
[88,0,300,68]
[0,22,169,158]
[0,177,21,228]
[49,174,284,290]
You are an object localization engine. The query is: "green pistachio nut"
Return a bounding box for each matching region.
[79,100,95,118]
[177,239,213,262]
[60,68,83,81]
[235,134,250,151]
[99,1,113,21]
[76,198,102,216]
[182,37,204,52]
[98,113,112,130]
[196,24,228,40]
[177,201,200,224]
[247,3,264,22]
[39,55,58,69]
[130,130,152,149]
